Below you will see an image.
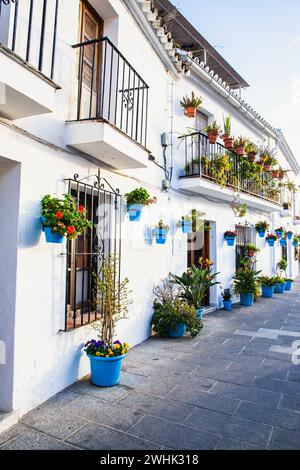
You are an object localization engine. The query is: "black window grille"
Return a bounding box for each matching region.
[0,0,59,79]
[63,172,122,331]
[235,224,254,271]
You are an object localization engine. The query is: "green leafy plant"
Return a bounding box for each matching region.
[41,194,92,239]
[125,188,157,206]
[151,282,202,338]
[266,233,277,241]
[245,143,258,154]
[246,243,260,253]
[272,275,285,285]
[258,276,276,287]
[191,208,206,231]
[210,153,232,187]
[258,146,278,166]
[170,258,220,309]
[255,221,269,232]
[232,203,248,217]
[222,289,232,301]
[203,120,221,135]
[233,268,261,295]
[180,92,203,109]
[277,257,288,276]
[285,181,298,193]
[155,220,169,230]
[223,115,231,135]
[233,136,249,149]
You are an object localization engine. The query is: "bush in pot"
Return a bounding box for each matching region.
[222,289,232,311]
[180,92,203,118]
[258,276,276,298]
[151,282,202,338]
[255,220,269,237]
[203,121,221,144]
[41,194,92,243]
[273,275,286,294]
[266,233,277,246]
[125,187,157,221]
[84,255,132,387]
[233,136,248,156]
[245,143,258,162]
[233,268,261,307]
[170,257,220,319]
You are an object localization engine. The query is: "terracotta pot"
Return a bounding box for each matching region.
[248,249,255,257]
[235,146,245,156]
[247,152,256,162]
[184,107,196,118]
[208,130,218,144]
[278,170,285,180]
[272,170,280,178]
[263,164,271,172]
[223,136,234,149]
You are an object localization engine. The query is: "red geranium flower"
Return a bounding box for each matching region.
[67,225,76,234]
[56,211,63,219]
[78,205,85,213]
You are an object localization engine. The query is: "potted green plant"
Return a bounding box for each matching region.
[151,282,203,338]
[233,136,248,156]
[180,92,203,118]
[284,278,294,291]
[41,194,92,243]
[258,276,276,298]
[170,258,219,319]
[84,255,132,387]
[273,275,286,294]
[275,226,285,238]
[125,187,157,221]
[203,121,221,144]
[245,143,258,162]
[154,220,169,244]
[184,157,200,175]
[255,221,269,237]
[224,230,237,246]
[245,243,260,257]
[177,215,192,234]
[222,289,232,311]
[210,153,232,187]
[222,115,233,149]
[258,147,278,171]
[266,233,277,246]
[233,268,261,307]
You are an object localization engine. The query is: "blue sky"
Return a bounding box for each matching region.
[172,0,300,154]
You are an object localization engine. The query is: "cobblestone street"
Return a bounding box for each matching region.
[1,280,300,450]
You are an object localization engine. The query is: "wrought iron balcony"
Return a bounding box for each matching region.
[72,37,149,149]
[179,131,281,205]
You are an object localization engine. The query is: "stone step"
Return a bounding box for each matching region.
[0,411,19,434]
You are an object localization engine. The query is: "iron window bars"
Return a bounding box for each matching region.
[179,131,281,205]
[63,172,122,332]
[72,36,149,148]
[235,224,255,271]
[0,0,59,79]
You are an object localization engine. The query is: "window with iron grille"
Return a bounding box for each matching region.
[235,224,255,271]
[63,173,122,331]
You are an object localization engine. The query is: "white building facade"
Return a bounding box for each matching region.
[0,0,299,422]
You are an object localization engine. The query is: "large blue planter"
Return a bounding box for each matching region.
[197,307,204,319]
[287,232,293,240]
[127,204,143,222]
[274,283,285,294]
[267,238,275,247]
[182,220,192,234]
[44,226,64,244]
[223,300,232,311]
[88,354,126,387]
[285,280,293,291]
[240,293,254,307]
[167,323,187,338]
[275,230,283,239]
[225,236,235,246]
[155,228,168,244]
[258,231,266,238]
[280,238,287,247]
[261,285,274,298]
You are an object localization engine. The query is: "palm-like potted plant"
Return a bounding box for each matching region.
[233,268,261,307]
[41,194,92,243]
[255,220,269,237]
[222,115,233,149]
[203,121,221,144]
[84,255,132,387]
[154,220,169,244]
[233,136,248,156]
[180,92,203,118]
[258,276,276,298]
[170,258,220,319]
[245,243,260,258]
[245,143,258,162]
[125,187,157,221]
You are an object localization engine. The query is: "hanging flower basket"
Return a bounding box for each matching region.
[154,220,169,244]
[125,188,157,222]
[224,231,236,246]
[275,229,284,238]
[258,231,266,238]
[181,220,192,234]
[266,234,277,246]
[127,204,144,222]
[184,107,196,118]
[286,231,293,240]
[280,238,287,247]
[41,219,65,244]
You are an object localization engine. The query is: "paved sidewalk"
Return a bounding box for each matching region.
[1,280,300,450]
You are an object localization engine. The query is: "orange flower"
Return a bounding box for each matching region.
[56,211,63,219]
[67,225,75,234]
[78,205,85,213]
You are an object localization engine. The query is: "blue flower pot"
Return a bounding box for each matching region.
[167,323,187,338]
[197,307,204,319]
[44,227,64,244]
[274,283,285,294]
[267,239,275,247]
[223,300,232,311]
[182,221,192,234]
[225,236,235,246]
[240,293,254,307]
[284,280,292,291]
[261,285,274,298]
[88,354,126,387]
[293,241,298,247]
[155,228,168,244]
[258,231,266,238]
[127,204,143,222]
[275,230,283,238]
[287,233,293,240]
[280,239,287,247]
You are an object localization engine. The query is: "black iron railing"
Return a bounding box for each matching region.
[73,37,149,148]
[179,131,281,204]
[0,0,59,79]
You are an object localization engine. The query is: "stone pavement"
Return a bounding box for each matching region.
[1,280,300,450]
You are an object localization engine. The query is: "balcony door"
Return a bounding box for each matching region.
[78,1,103,118]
